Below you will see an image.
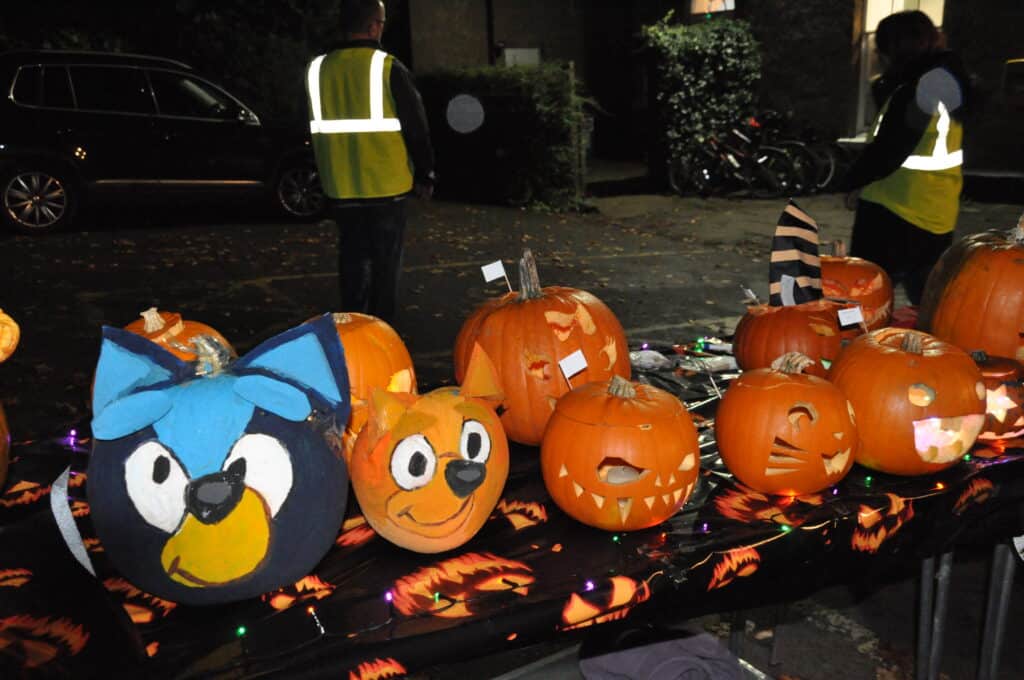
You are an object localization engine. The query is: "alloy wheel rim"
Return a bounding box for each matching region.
[4,171,67,229]
[278,167,324,217]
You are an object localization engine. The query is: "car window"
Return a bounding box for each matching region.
[11,66,42,106]
[69,66,154,114]
[148,70,238,120]
[42,66,74,109]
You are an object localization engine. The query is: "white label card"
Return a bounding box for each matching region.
[838,306,865,326]
[481,260,506,282]
[780,275,797,306]
[559,350,588,381]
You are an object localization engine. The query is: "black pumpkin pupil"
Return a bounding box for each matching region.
[409,451,428,477]
[466,432,482,459]
[227,457,246,479]
[152,456,170,484]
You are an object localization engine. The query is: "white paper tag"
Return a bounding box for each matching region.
[838,306,865,327]
[481,260,506,282]
[780,275,796,306]
[1013,535,1024,563]
[559,350,588,381]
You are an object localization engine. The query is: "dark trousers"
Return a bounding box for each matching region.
[331,199,406,324]
[850,200,953,306]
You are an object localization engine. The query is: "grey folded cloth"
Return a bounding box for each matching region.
[579,633,743,680]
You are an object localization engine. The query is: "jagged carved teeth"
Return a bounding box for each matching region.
[822,448,851,476]
[913,414,985,463]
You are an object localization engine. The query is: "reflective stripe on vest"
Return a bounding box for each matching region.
[873,100,963,171]
[307,50,402,134]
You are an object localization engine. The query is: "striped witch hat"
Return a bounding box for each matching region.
[769,200,823,306]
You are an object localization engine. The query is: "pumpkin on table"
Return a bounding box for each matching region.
[541,375,700,531]
[732,299,843,378]
[828,328,985,476]
[454,249,630,446]
[971,351,1024,442]
[917,217,1024,360]
[88,315,350,605]
[349,343,509,553]
[324,312,416,460]
[716,352,857,495]
[821,240,893,332]
[124,307,234,362]
[0,308,17,490]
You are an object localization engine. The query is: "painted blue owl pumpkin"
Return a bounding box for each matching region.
[87,314,350,605]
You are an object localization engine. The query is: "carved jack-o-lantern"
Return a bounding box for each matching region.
[821,241,894,332]
[453,250,630,446]
[349,344,509,553]
[541,376,699,531]
[717,353,857,495]
[829,328,986,476]
[733,299,843,378]
[971,352,1024,441]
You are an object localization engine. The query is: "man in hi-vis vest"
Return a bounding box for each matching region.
[841,10,969,306]
[306,0,435,323]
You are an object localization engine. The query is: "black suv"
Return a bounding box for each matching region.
[0,50,325,234]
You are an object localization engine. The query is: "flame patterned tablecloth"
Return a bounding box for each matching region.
[2,361,1023,679]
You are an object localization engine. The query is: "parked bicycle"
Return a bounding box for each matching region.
[757,109,855,193]
[667,116,800,199]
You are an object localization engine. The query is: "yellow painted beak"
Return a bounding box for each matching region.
[162,488,270,588]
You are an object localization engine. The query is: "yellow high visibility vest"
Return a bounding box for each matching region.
[860,76,964,235]
[307,48,414,199]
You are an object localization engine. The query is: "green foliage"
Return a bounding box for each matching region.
[642,12,762,164]
[417,64,587,211]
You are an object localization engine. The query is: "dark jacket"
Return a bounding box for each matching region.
[841,50,970,192]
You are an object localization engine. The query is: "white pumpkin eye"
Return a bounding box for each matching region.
[390,434,437,490]
[908,383,936,407]
[125,441,189,533]
[460,419,491,464]
[223,434,294,517]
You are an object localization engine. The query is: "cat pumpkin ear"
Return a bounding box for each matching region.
[369,388,414,433]
[460,343,504,402]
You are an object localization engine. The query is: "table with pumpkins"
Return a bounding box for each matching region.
[1,221,1023,678]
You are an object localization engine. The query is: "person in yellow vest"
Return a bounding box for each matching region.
[306,0,435,323]
[841,10,969,306]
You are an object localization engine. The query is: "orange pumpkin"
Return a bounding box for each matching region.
[918,221,1024,360]
[971,352,1024,442]
[821,240,893,332]
[349,344,508,553]
[0,308,19,363]
[732,299,843,378]
[124,307,233,362]
[716,353,856,495]
[326,312,416,460]
[541,376,699,531]
[829,328,985,476]
[453,249,630,446]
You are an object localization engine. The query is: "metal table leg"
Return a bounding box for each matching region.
[917,555,935,680]
[978,542,1018,680]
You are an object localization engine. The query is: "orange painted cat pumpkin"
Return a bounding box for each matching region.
[349,344,509,553]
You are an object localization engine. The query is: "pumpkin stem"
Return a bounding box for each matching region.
[607,375,637,399]
[770,352,816,375]
[518,249,543,300]
[332,312,353,325]
[900,331,924,355]
[831,240,847,257]
[140,307,166,333]
[193,335,233,376]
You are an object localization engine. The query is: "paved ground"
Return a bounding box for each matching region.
[1,168,1022,679]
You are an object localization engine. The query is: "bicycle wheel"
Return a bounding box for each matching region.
[750,146,799,199]
[774,140,820,195]
[666,155,692,196]
[807,142,841,192]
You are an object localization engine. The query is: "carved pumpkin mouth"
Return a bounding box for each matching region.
[822,448,851,476]
[766,437,850,478]
[597,457,650,485]
[913,414,985,463]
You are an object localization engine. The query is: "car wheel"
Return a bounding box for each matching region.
[1,166,78,234]
[274,160,325,220]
